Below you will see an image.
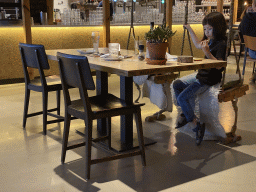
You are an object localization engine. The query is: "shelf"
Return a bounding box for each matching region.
[196,3,231,7]
[0,2,21,7]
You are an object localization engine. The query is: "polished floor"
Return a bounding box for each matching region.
[1,56,256,192]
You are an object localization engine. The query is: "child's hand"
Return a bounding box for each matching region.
[200,40,210,55]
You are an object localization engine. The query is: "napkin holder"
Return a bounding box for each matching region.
[177,56,193,63]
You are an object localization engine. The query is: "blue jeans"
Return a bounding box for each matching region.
[249,49,256,59]
[173,74,210,122]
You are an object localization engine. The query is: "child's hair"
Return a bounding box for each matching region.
[202,12,227,42]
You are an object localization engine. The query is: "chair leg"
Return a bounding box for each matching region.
[61,111,71,164]
[85,120,93,180]
[23,87,30,129]
[42,91,48,135]
[106,117,112,149]
[242,48,248,76]
[134,107,146,166]
[237,48,242,74]
[56,90,61,115]
[253,62,256,76]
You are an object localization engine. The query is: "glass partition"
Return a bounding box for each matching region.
[52,0,232,26]
[0,0,233,26]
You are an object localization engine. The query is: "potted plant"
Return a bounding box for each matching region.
[145,25,176,64]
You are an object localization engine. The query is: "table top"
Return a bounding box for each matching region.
[46,48,227,77]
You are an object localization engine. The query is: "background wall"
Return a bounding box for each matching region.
[0,24,204,81]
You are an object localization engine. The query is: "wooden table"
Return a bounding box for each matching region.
[46,48,227,151]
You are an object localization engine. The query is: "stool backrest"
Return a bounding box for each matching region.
[57,52,95,90]
[57,52,95,112]
[19,43,50,69]
[243,35,256,51]
[19,43,50,85]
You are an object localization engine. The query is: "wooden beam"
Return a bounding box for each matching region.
[233,0,238,24]
[22,0,32,44]
[46,0,54,25]
[166,0,173,54]
[217,0,224,13]
[166,0,172,29]
[207,6,211,14]
[103,0,110,47]
[22,0,34,78]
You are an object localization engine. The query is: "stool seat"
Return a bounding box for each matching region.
[28,76,62,90]
[218,84,249,102]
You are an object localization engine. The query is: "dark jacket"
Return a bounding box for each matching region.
[239,11,256,57]
[196,39,226,86]
[239,12,256,39]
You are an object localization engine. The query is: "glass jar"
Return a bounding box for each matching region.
[138,45,145,61]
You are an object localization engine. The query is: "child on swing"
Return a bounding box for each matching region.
[173,12,241,145]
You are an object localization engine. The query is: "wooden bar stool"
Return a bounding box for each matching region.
[19,43,64,135]
[57,52,146,180]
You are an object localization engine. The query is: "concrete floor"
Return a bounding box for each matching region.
[1,55,256,192]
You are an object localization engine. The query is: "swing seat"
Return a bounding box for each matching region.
[171,73,227,140]
[218,84,249,102]
[171,72,249,140]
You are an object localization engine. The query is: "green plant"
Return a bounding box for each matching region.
[145,25,176,43]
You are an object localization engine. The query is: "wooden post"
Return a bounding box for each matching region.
[217,0,224,13]
[207,6,211,14]
[103,0,110,47]
[46,0,54,25]
[22,0,34,78]
[22,0,32,44]
[166,0,173,54]
[233,0,238,24]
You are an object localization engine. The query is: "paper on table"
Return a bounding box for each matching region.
[100,53,111,58]
[100,54,127,61]
[166,53,178,61]
[103,56,124,61]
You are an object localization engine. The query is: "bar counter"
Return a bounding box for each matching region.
[0,24,205,81]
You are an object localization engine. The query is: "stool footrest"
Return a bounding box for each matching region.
[47,119,64,124]
[47,112,64,119]
[67,142,86,150]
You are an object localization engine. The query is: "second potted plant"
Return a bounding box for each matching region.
[145,25,176,65]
